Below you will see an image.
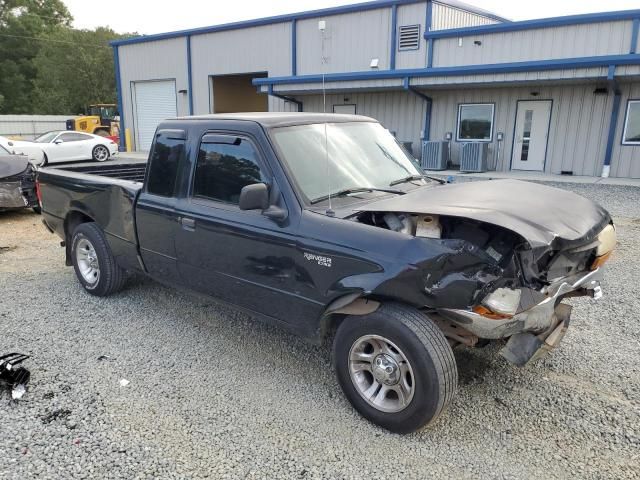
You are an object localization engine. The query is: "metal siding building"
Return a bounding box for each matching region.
[112,0,640,178]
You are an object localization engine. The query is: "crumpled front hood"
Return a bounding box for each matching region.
[356,179,611,249]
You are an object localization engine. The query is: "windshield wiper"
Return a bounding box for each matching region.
[310,187,405,205]
[389,174,446,186]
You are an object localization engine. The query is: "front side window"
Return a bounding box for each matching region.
[270,121,423,203]
[146,130,185,197]
[622,100,640,145]
[457,103,494,142]
[193,136,265,205]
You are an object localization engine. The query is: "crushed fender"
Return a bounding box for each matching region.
[0,353,31,400]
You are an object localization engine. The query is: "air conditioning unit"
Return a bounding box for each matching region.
[460,142,488,172]
[421,141,449,170]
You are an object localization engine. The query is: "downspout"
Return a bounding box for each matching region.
[602,65,621,178]
[403,77,431,141]
[112,45,126,152]
[186,35,194,115]
[267,85,303,112]
[425,0,434,68]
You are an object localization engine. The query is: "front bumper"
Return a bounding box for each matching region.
[440,268,603,340]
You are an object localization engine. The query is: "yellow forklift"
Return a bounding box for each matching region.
[66,104,120,140]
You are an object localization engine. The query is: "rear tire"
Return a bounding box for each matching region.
[333,303,458,433]
[92,145,109,162]
[71,222,126,296]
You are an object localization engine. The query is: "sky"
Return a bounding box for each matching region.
[63,0,640,35]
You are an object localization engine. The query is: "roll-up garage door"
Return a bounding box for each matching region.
[133,80,177,151]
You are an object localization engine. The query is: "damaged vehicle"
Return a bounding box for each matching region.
[36,113,615,433]
[0,147,40,213]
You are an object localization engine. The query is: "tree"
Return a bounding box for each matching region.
[0,0,72,113]
[32,27,131,114]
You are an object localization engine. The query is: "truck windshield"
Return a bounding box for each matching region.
[270,122,424,204]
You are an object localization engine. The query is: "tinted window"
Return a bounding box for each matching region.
[193,137,264,204]
[146,131,185,197]
[58,132,88,142]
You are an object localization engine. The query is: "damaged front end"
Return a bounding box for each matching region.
[352,185,615,366]
[0,155,39,211]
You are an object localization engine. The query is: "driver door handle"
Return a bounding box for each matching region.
[179,216,196,231]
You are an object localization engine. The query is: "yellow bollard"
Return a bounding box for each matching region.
[125,128,132,152]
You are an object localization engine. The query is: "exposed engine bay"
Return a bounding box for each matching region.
[353,209,612,316]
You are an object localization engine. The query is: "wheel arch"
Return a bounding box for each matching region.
[63,210,95,266]
[318,293,381,342]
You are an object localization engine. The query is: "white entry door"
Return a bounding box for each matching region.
[511,100,552,171]
[133,80,177,151]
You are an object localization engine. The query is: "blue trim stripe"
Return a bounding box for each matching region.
[186,36,193,115]
[424,9,640,39]
[425,1,433,68]
[631,18,639,54]
[112,0,424,46]
[390,5,398,69]
[252,54,640,86]
[291,19,297,76]
[112,46,126,152]
[111,0,506,47]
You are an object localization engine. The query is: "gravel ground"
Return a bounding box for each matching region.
[1,182,639,479]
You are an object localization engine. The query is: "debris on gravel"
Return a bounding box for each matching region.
[1,182,639,479]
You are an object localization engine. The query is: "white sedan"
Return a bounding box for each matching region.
[2,131,118,166]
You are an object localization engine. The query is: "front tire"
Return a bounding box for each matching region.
[71,222,126,296]
[333,303,458,433]
[92,145,109,162]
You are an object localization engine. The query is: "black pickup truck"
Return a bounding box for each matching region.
[38,113,616,433]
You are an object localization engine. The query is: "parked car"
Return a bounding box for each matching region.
[4,131,117,166]
[37,113,615,433]
[0,146,39,213]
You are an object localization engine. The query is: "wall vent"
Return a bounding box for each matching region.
[460,143,489,172]
[398,25,421,51]
[421,141,449,170]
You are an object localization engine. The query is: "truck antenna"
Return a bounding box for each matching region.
[319,20,334,216]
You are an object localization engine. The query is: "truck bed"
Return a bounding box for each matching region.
[49,161,147,182]
[38,164,144,271]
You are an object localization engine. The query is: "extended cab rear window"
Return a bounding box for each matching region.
[146,130,185,197]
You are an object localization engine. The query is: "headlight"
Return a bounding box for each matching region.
[480,288,521,317]
[595,224,616,256]
[592,224,616,270]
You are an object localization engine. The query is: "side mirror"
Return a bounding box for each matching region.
[7,141,13,146]
[54,140,63,145]
[239,183,269,211]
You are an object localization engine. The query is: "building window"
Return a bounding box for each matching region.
[193,136,265,204]
[456,103,495,142]
[398,25,421,51]
[622,100,640,145]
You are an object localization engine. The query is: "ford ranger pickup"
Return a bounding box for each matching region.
[37,113,616,433]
